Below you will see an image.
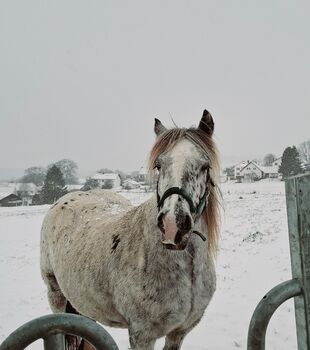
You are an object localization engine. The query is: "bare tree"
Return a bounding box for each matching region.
[298,139,310,164]
[48,159,79,184]
[20,166,46,186]
[263,153,276,166]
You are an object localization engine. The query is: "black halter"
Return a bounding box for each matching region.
[156,167,214,219]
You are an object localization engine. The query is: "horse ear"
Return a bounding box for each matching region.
[198,109,214,136]
[154,118,167,136]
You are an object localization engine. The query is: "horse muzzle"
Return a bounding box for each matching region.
[157,211,193,250]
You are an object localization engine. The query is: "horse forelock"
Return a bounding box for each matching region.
[148,127,221,260]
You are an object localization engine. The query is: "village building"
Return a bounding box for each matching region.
[122,179,141,190]
[234,161,248,181]
[272,157,282,167]
[239,161,264,182]
[14,183,38,205]
[138,166,147,183]
[91,173,121,189]
[0,193,22,207]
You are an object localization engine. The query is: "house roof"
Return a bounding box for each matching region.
[65,184,84,191]
[0,193,21,203]
[272,157,282,164]
[92,173,120,180]
[239,161,263,173]
[0,185,15,201]
[260,166,279,174]
[234,161,248,169]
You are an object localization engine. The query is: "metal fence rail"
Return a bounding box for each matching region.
[247,173,310,350]
[0,313,119,350]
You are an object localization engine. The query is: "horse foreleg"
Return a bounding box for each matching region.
[128,328,156,350]
[163,323,198,350]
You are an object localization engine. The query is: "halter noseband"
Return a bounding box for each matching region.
[156,167,214,219]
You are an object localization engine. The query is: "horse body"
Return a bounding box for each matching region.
[40,110,220,350]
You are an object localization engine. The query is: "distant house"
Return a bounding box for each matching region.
[138,166,147,183]
[260,157,282,179]
[234,161,248,181]
[239,161,264,182]
[260,166,279,178]
[272,157,282,168]
[15,183,38,205]
[303,163,310,172]
[223,166,235,181]
[122,179,141,190]
[0,193,22,207]
[91,173,121,189]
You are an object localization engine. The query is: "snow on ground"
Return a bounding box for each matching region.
[0,182,297,349]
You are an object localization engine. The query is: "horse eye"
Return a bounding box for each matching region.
[154,161,161,170]
[201,164,209,172]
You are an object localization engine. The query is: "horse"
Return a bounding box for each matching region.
[40,109,221,350]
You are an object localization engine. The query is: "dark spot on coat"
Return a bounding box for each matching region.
[64,202,68,205]
[70,199,75,201]
[111,234,121,252]
[61,206,65,209]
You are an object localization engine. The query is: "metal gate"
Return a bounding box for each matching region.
[0,313,118,350]
[248,173,310,349]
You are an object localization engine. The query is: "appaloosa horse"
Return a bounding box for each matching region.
[40,110,221,350]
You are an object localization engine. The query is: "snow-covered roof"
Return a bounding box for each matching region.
[260,166,278,174]
[234,161,248,169]
[0,185,15,201]
[66,184,84,191]
[239,161,263,173]
[123,179,140,186]
[92,173,120,180]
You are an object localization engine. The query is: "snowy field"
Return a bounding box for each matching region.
[0,181,297,349]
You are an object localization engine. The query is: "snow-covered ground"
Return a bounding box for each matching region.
[0,182,297,349]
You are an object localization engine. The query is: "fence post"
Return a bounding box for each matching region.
[286,173,310,349]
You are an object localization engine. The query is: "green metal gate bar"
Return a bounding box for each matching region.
[0,313,119,350]
[247,279,302,350]
[247,173,310,349]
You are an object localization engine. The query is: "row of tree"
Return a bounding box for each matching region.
[224,141,308,180]
[32,163,118,204]
[263,139,310,168]
[20,159,79,186]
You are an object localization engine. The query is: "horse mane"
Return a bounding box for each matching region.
[148,127,221,260]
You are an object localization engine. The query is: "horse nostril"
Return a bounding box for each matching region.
[184,214,192,232]
[157,212,165,233]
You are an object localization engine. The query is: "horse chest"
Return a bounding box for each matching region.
[140,247,213,332]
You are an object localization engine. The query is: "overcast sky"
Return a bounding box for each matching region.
[0,1,309,175]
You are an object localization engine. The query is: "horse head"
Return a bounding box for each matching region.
[149,110,220,252]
